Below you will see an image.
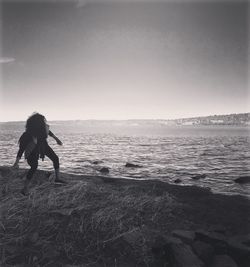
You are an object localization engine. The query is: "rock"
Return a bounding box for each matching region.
[92,160,103,165]
[191,174,206,180]
[192,240,214,265]
[125,163,142,168]
[166,238,205,267]
[208,225,227,235]
[151,236,182,266]
[174,179,182,183]
[172,230,195,245]
[99,167,109,174]
[195,230,228,254]
[227,238,250,266]
[122,229,141,247]
[53,208,76,216]
[229,234,250,247]
[195,231,250,265]
[152,236,204,267]
[242,234,250,247]
[210,255,238,267]
[234,176,250,184]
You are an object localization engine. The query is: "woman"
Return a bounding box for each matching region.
[13,113,65,195]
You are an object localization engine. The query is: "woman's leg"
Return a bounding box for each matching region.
[44,145,61,181]
[22,152,39,195]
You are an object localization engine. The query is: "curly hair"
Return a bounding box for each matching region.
[25,113,48,139]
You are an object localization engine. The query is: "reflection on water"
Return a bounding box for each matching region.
[1,122,250,197]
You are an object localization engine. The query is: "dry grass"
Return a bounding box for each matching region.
[0,167,178,266]
[1,166,249,266]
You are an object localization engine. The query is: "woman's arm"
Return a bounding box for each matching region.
[13,133,29,168]
[13,156,21,169]
[49,130,63,145]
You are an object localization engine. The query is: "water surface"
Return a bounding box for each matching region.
[1,122,250,197]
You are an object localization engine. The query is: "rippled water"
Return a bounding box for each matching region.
[1,122,250,197]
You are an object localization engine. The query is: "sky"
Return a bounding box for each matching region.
[0,0,249,121]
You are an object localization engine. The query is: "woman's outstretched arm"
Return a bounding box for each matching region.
[49,130,63,145]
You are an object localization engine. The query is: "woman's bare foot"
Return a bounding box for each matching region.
[54,178,67,184]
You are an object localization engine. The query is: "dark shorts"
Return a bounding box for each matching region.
[26,144,59,179]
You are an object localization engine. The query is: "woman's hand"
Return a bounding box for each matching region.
[56,139,63,146]
[13,163,19,169]
[13,158,20,169]
[51,134,63,146]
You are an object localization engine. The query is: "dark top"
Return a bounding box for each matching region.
[17,130,54,159]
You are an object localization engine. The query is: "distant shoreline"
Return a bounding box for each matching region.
[0,112,249,125]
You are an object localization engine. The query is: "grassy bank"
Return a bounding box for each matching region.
[0,166,249,266]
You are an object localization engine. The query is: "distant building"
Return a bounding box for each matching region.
[182,121,194,125]
[210,119,224,124]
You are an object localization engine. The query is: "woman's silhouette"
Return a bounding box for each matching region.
[13,113,65,195]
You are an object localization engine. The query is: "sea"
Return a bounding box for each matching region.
[1,121,250,198]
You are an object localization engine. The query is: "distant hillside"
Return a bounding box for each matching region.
[169,113,250,126]
[1,113,249,126]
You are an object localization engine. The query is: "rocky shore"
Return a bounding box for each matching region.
[0,166,249,266]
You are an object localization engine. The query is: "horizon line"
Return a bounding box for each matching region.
[0,112,249,123]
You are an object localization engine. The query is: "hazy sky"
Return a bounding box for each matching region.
[0,0,248,121]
